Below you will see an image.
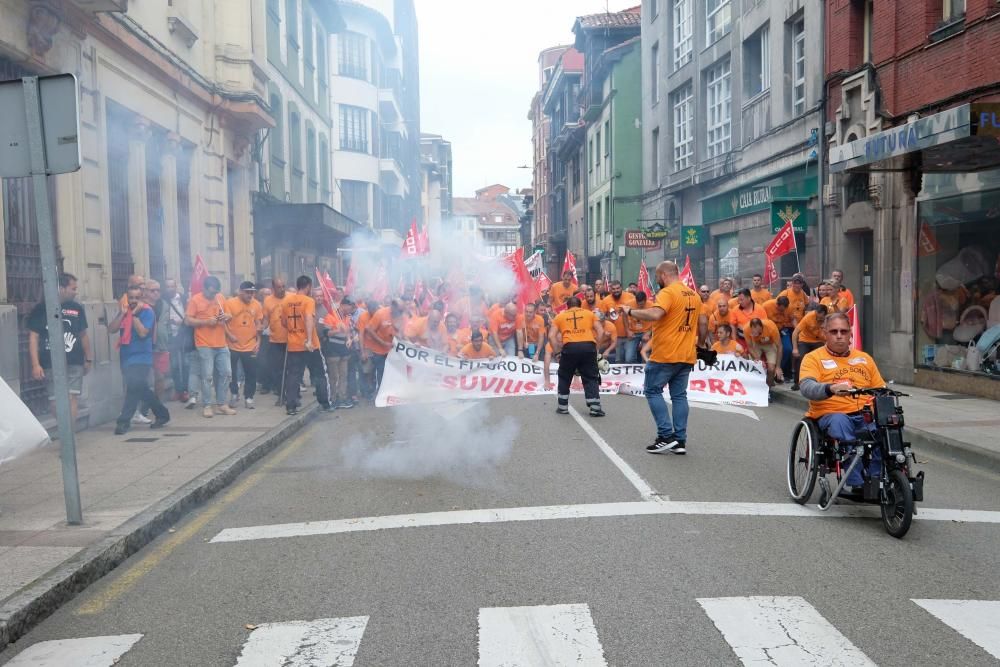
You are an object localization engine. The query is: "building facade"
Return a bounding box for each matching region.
[452,186,521,258]
[0,0,271,422]
[420,132,453,242]
[574,9,643,285]
[641,0,824,291]
[825,0,1000,396]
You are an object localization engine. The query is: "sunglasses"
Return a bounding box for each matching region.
[827,329,851,335]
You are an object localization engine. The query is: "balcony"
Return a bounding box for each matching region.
[379,158,406,197]
[742,90,772,145]
[378,88,402,122]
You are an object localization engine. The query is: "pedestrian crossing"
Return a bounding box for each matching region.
[5,598,998,666]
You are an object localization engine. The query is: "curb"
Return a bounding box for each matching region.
[0,404,319,651]
[769,390,1000,474]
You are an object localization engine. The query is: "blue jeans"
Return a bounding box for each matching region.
[624,335,643,364]
[197,347,231,406]
[644,361,693,441]
[780,328,793,378]
[500,337,517,357]
[818,413,881,486]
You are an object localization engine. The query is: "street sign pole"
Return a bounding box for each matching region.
[21,76,83,525]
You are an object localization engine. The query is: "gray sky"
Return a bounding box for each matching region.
[416,0,638,198]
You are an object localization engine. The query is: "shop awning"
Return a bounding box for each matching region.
[829,103,1000,174]
[255,202,362,240]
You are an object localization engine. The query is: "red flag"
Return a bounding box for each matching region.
[371,263,389,302]
[401,220,428,258]
[315,268,335,312]
[344,263,356,297]
[504,248,540,311]
[764,254,779,287]
[562,251,578,283]
[189,254,209,295]
[535,271,552,294]
[637,260,654,298]
[678,256,697,292]
[766,219,797,259]
[848,305,863,351]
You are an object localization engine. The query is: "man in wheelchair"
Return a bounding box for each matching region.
[798,312,887,492]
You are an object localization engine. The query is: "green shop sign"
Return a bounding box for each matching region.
[701,164,818,225]
[681,226,704,247]
[770,200,810,233]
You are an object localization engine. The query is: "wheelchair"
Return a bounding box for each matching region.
[786,387,925,538]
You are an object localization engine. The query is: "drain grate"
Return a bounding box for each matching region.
[931,394,976,400]
[124,437,159,443]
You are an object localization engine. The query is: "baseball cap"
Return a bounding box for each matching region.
[239,281,257,291]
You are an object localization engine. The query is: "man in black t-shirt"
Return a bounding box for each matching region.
[27,273,92,424]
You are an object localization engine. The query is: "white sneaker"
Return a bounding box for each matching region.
[245,398,255,410]
[185,395,198,409]
[131,413,152,425]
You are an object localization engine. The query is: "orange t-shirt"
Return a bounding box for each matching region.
[837,286,856,310]
[224,297,263,352]
[549,281,578,309]
[628,314,653,336]
[490,310,519,342]
[460,342,496,359]
[600,321,617,348]
[517,313,546,343]
[743,318,781,348]
[600,292,638,337]
[708,290,732,308]
[649,282,699,365]
[800,348,885,418]
[794,310,826,344]
[731,303,768,333]
[365,307,396,355]
[763,299,793,329]
[186,292,227,349]
[778,288,809,324]
[553,307,597,344]
[282,293,319,352]
[405,316,446,348]
[444,329,465,356]
[709,309,736,333]
[263,294,288,344]
[750,287,772,305]
[712,339,744,356]
[821,294,849,313]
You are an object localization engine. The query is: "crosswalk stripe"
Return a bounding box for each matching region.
[912,599,1000,659]
[4,634,143,667]
[478,603,607,666]
[233,616,369,666]
[697,596,875,666]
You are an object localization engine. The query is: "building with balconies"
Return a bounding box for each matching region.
[0,0,273,424]
[420,133,453,242]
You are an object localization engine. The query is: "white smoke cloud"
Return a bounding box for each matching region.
[340,400,518,483]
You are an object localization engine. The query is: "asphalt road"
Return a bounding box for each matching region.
[3,393,999,666]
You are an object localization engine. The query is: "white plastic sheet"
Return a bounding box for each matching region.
[0,374,50,464]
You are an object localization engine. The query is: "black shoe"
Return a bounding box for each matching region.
[646,434,678,454]
[338,400,355,409]
[114,423,129,435]
[668,440,687,455]
[321,404,336,412]
[150,417,170,429]
[790,383,800,391]
[589,406,605,417]
[556,406,569,415]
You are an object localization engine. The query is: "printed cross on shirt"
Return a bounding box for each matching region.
[681,304,695,331]
[286,305,304,332]
[568,310,583,329]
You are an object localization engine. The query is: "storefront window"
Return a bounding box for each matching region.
[915,170,1000,378]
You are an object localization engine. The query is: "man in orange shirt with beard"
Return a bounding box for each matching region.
[777,273,810,325]
[549,270,578,312]
[281,275,332,415]
[489,303,520,356]
[743,317,784,388]
[516,302,546,360]
[600,280,638,363]
[730,288,768,342]
[459,330,497,359]
[404,305,446,348]
[224,281,263,409]
[263,278,289,405]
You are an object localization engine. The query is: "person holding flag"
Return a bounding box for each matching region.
[549,270,578,312]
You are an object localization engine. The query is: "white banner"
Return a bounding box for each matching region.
[376,341,769,408]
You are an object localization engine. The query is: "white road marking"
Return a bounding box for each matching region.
[912,599,1000,659]
[478,603,607,666]
[209,501,1000,543]
[234,616,369,666]
[698,596,875,666]
[567,405,663,501]
[5,634,143,666]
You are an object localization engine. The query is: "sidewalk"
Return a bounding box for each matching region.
[771,382,1000,473]
[0,395,318,649]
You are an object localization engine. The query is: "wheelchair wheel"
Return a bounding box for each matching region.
[881,469,914,538]
[787,420,819,504]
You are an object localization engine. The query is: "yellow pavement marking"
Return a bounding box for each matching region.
[75,427,314,616]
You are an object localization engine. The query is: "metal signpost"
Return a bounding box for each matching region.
[0,74,83,523]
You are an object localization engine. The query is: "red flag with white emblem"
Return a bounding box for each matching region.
[637,260,654,298]
[678,256,697,292]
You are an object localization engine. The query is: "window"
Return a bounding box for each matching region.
[494,215,503,223]
[863,0,873,63]
[340,180,369,224]
[288,108,301,169]
[571,154,581,202]
[651,128,660,185]
[672,83,693,171]
[339,105,368,152]
[212,224,225,250]
[651,42,660,105]
[645,0,658,20]
[944,0,965,21]
[705,58,732,158]
[338,32,367,80]
[673,0,692,70]
[706,0,731,44]
[269,93,284,159]
[604,120,611,157]
[588,139,594,172]
[743,24,770,97]
[285,0,298,44]
[791,19,806,115]
[595,129,602,170]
